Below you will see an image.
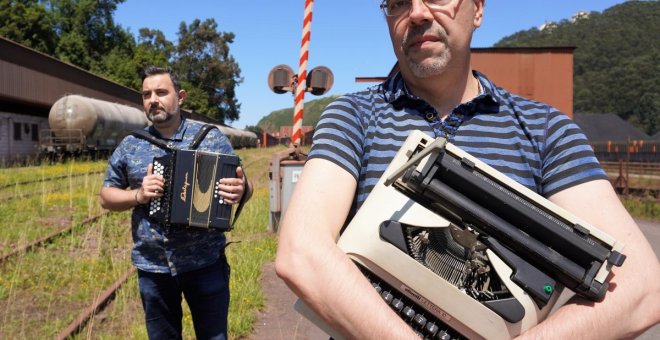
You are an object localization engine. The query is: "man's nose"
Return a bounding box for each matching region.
[148,93,159,105]
[409,0,433,25]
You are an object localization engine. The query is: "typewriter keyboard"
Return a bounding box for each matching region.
[357,264,465,340]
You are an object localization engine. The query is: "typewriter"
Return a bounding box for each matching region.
[295,130,626,339]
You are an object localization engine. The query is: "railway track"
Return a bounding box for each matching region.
[0,210,133,339]
[0,165,130,338]
[56,267,135,340]
[0,213,107,263]
[0,170,104,191]
[0,209,132,339]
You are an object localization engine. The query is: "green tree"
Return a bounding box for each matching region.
[0,0,57,54]
[48,0,131,70]
[173,18,242,123]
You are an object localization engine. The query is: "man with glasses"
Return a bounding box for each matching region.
[276,0,660,338]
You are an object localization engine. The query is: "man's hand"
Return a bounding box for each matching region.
[136,163,165,204]
[216,166,252,205]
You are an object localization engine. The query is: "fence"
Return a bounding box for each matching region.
[594,140,660,196]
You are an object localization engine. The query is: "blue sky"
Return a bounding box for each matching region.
[114,0,627,129]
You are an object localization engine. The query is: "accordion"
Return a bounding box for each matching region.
[296,130,626,339]
[148,149,240,230]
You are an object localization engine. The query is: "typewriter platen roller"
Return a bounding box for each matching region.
[296,131,626,339]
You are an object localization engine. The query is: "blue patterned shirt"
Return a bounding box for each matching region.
[308,70,607,215]
[103,118,235,275]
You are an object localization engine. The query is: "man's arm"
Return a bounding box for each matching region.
[100,186,143,211]
[275,158,418,338]
[100,164,163,212]
[519,179,660,339]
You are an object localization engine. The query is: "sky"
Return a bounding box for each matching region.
[114,0,628,129]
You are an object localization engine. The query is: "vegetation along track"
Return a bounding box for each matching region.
[0,159,131,339]
[0,147,290,339]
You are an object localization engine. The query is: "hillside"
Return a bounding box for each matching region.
[257,95,338,132]
[495,1,659,135]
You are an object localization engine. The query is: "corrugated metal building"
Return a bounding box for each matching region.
[357,47,575,117]
[471,47,574,117]
[0,36,142,164]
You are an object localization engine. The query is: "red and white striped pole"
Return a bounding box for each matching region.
[292,0,314,146]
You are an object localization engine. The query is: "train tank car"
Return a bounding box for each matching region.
[216,124,258,149]
[41,95,258,160]
[40,95,148,157]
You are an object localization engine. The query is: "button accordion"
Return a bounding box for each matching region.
[295,130,626,339]
[148,149,240,230]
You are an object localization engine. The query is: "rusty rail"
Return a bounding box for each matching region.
[56,267,136,340]
[0,170,104,191]
[0,213,107,263]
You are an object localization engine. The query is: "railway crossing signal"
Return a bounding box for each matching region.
[267,0,333,146]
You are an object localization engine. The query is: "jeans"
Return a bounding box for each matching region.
[137,255,230,340]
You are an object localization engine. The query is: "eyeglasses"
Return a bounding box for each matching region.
[380,0,454,17]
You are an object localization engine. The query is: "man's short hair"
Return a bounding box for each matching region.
[141,65,182,93]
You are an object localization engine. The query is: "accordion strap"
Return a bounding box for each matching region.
[230,168,250,228]
[130,123,217,151]
[129,129,172,150]
[190,124,217,149]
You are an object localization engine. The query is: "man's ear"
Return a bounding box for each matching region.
[178,89,187,105]
[473,0,485,28]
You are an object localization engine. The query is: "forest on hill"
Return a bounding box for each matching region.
[495,1,659,135]
[259,1,658,136]
[255,95,338,133]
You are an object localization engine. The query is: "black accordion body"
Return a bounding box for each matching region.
[149,149,239,230]
[131,124,242,231]
[296,130,626,339]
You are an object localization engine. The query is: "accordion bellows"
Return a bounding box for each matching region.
[296,130,625,339]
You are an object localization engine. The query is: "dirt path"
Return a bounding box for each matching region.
[250,220,660,339]
[248,262,328,340]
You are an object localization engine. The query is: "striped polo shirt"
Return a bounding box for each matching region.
[308,70,607,213]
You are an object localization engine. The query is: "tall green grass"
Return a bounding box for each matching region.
[0,147,286,339]
[621,195,660,221]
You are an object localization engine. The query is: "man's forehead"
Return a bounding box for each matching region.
[143,74,173,90]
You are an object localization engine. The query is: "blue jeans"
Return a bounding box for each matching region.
[137,255,230,340]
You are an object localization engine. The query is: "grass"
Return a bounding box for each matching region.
[621,195,660,221]
[0,146,287,339]
[0,213,132,338]
[79,146,286,339]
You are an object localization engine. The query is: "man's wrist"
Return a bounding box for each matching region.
[134,189,142,205]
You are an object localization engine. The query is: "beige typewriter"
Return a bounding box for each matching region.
[295,130,626,339]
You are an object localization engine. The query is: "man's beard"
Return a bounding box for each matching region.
[147,106,176,124]
[402,24,451,78]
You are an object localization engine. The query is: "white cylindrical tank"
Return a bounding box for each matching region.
[49,95,149,149]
